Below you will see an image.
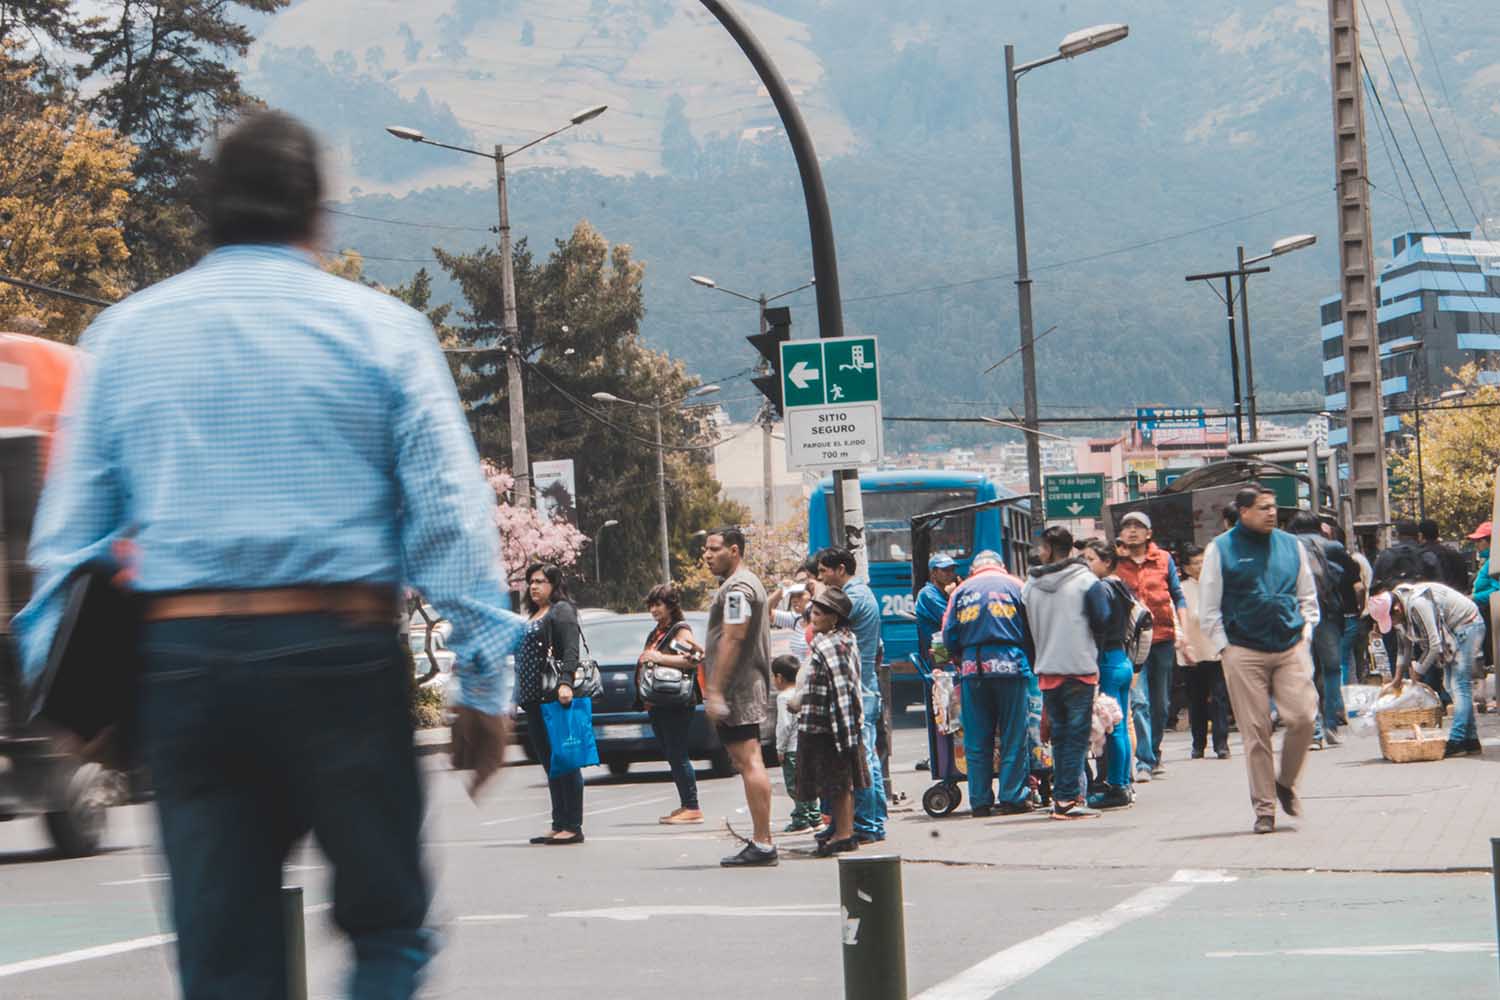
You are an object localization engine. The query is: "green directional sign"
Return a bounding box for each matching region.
[823,337,879,404]
[1044,473,1106,520]
[780,341,825,408]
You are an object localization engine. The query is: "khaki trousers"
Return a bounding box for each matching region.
[1221,641,1319,819]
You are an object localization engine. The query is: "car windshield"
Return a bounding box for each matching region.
[581,614,707,664]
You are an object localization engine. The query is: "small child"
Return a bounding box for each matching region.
[773,655,822,833]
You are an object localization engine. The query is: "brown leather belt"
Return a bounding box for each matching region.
[142,585,401,624]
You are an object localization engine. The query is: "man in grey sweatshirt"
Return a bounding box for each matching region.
[1022,525,1113,819]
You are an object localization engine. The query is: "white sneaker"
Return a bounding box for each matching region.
[1134,765,1153,783]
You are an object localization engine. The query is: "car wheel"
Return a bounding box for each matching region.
[606,759,630,777]
[45,763,110,858]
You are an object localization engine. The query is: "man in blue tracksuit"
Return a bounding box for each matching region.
[942,550,1036,816]
[816,547,886,843]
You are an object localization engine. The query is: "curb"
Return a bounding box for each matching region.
[415,728,452,757]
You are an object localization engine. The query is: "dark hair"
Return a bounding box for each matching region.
[1287,511,1322,535]
[1221,503,1240,527]
[1394,519,1420,539]
[645,583,684,625]
[771,655,800,684]
[1041,525,1074,559]
[1234,483,1276,510]
[1081,538,1118,569]
[816,546,858,577]
[207,111,323,247]
[799,555,821,578]
[1178,542,1204,563]
[523,562,569,613]
[709,526,747,556]
[1418,519,1440,542]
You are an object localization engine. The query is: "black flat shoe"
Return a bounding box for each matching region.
[541,832,585,845]
[814,837,859,858]
[529,832,559,844]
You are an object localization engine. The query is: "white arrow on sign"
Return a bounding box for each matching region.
[788,360,821,390]
[1066,502,1085,516]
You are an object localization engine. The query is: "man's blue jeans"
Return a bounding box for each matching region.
[1043,679,1096,804]
[139,613,433,1000]
[1447,621,1484,743]
[958,674,1031,809]
[1339,615,1365,685]
[1311,619,1345,738]
[1132,641,1174,768]
[854,688,886,838]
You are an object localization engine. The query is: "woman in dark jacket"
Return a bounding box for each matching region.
[638,583,704,825]
[516,562,585,844]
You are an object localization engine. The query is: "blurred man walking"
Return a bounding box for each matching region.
[17,111,523,998]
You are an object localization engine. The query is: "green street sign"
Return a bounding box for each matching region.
[780,341,825,408]
[1045,473,1106,520]
[779,336,880,407]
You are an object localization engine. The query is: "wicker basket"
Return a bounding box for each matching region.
[1380,721,1447,763]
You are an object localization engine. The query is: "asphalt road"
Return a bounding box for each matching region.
[1,713,1496,998]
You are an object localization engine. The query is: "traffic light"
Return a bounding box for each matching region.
[748,306,792,417]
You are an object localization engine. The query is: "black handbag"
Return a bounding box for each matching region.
[637,623,701,708]
[542,611,602,700]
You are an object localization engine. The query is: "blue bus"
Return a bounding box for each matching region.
[807,470,1031,709]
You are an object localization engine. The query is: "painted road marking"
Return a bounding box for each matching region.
[913,870,1224,999]
[550,903,838,922]
[480,794,673,827]
[1209,942,1497,958]
[455,914,527,924]
[0,901,332,978]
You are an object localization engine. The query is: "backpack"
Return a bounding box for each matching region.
[1374,542,1427,591]
[1107,578,1155,667]
[1297,535,1341,618]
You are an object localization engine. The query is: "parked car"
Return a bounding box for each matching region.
[512,611,776,777]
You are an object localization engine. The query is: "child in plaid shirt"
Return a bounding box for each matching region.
[774,656,822,833]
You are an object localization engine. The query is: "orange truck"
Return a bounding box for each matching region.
[0,333,115,856]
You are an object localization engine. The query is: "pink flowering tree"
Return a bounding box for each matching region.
[482,461,587,584]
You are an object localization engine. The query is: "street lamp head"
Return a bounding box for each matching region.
[602,518,620,528]
[591,391,622,404]
[689,384,721,398]
[1271,233,1318,256]
[1440,388,1468,400]
[1058,23,1129,58]
[689,275,717,289]
[385,125,425,142]
[570,104,608,125]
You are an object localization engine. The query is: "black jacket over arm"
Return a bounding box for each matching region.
[546,600,581,688]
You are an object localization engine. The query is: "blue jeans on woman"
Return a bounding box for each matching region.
[139,613,434,1000]
[1096,649,1134,788]
[1043,679,1096,804]
[1447,621,1485,743]
[1311,618,1346,739]
[526,702,586,833]
[648,704,699,810]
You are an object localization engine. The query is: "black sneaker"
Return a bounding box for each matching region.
[721,842,779,867]
[1215,748,1231,760]
[814,825,835,843]
[1444,738,1484,758]
[996,800,1035,816]
[970,804,993,818]
[813,836,859,858]
[1190,748,1205,759]
[915,758,930,771]
[853,831,886,845]
[1086,785,1133,810]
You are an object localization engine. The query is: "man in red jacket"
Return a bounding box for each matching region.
[1114,512,1187,781]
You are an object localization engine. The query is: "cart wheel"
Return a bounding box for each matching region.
[941,782,962,815]
[45,763,109,858]
[922,783,953,818]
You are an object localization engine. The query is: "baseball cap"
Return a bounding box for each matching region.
[928,553,957,570]
[1469,521,1493,541]
[1367,591,1394,635]
[1119,511,1151,531]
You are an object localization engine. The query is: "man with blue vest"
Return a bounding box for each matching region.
[916,553,959,669]
[1199,484,1321,834]
[942,550,1035,815]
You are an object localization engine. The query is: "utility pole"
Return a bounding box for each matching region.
[652,403,671,582]
[1327,0,1391,539]
[496,144,531,508]
[1005,44,1043,505]
[1236,245,1259,439]
[759,295,775,526]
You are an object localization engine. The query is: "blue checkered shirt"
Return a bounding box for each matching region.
[14,244,523,713]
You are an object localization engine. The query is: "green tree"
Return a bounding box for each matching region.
[1388,364,1500,538]
[70,0,291,287]
[434,221,746,608]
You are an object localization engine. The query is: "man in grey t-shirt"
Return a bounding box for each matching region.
[703,527,776,867]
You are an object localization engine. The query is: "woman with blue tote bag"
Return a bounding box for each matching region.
[516,563,592,845]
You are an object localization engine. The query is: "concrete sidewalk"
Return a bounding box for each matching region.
[883,711,1500,874]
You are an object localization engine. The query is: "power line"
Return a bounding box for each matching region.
[1380,0,1488,240]
[884,396,1500,426]
[1363,66,1415,230]
[0,273,112,307]
[324,206,493,233]
[1412,1,1493,232]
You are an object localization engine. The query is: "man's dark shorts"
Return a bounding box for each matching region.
[717,722,760,746]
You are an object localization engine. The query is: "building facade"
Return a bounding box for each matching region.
[1322,230,1500,446]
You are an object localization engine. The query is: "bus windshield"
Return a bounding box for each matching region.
[835,488,978,564]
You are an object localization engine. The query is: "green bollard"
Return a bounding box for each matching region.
[839,854,907,1000]
[284,885,307,1000]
